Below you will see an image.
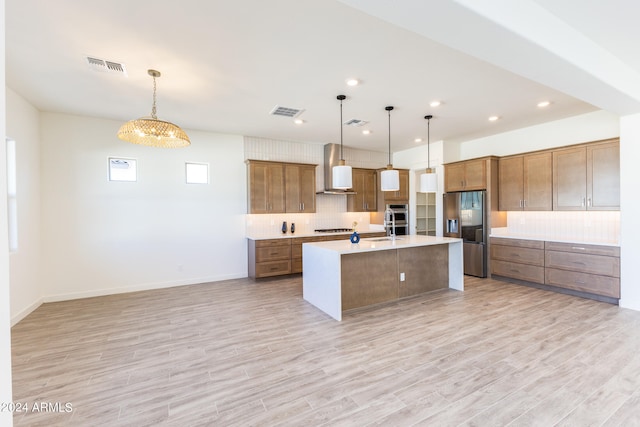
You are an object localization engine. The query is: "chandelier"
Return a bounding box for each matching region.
[117,69,190,148]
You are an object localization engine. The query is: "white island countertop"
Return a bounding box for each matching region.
[304,235,463,254]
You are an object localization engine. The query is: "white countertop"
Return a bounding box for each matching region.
[303,235,462,254]
[246,228,385,240]
[489,233,620,247]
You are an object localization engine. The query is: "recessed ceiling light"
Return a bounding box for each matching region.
[346,78,360,86]
[362,129,371,135]
[488,116,500,122]
[430,100,441,107]
[294,119,304,125]
[414,138,423,143]
[537,101,551,108]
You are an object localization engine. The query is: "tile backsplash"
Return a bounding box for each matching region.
[494,211,620,244]
[246,194,375,237]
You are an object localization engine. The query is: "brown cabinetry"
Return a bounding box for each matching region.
[251,232,386,278]
[499,152,552,211]
[383,169,410,202]
[445,158,487,192]
[545,241,620,298]
[285,163,316,213]
[247,161,285,214]
[490,238,544,284]
[347,168,377,212]
[490,237,620,301]
[552,139,619,211]
[247,160,317,214]
[248,239,291,278]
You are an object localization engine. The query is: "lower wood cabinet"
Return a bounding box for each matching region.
[248,239,291,278]
[544,241,620,298]
[490,238,544,284]
[250,232,386,278]
[490,237,620,301]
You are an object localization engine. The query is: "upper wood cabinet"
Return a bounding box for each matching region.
[383,169,410,203]
[247,160,316,214]
[553,139,619,211]
[247,161,286,214]
[587,140,620,210]
[445,158,486,192]
[285,163,316,213]
[499,152,552,211]
[347,168,377,212]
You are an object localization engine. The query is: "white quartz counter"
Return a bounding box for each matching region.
[303,235,463,254]
[246,228,385,240]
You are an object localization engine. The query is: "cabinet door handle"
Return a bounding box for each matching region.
[519,200,523,208]
[523,200,527,208]
[582,197,586,207]
[571,247,586,251]
[587,198,592,207]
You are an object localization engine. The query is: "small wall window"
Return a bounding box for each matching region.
[109,157,137,182]
[185,162,209,184]
[6,138,17,252]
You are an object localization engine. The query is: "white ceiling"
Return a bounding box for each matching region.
[6,0,640,153]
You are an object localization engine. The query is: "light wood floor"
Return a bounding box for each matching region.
[11,275,640,426]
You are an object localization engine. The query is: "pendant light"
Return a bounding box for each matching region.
[381,106,400,191]
[419,115,438,192]
[117,69,190,148]
[332,94,353,189]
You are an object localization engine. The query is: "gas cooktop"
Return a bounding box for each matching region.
[314,228,352,233]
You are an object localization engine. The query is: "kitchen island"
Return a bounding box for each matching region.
[303,235,463,320]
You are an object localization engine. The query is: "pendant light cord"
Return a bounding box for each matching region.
[340,98,344,160]
[425,115,433,170]
[151,75,157,119]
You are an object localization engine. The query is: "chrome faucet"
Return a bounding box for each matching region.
[384,207,396,241]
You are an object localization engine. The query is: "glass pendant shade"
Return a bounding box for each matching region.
[117,69,190,148]
[419,170,437,192]
[333,161,353,189]
[381,166,400,191]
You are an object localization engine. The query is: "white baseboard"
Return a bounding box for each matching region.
[42,273,247,303]
[11,298,44,326]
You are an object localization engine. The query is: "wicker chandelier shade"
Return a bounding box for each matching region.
[117,69,190,148]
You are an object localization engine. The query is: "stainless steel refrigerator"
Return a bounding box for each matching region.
[443,191,487,277]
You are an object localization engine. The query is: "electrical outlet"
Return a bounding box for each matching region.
[400,272,405,281]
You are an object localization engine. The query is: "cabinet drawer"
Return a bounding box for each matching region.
[255,260,291,278]
[545,250,619,277]
[256,245,291,262]
[491,244,544,266]
[545,268,620,298]
[544,241,619,257]
[490,237,544,250]
[255,239,290,248]
[491,259,544,284]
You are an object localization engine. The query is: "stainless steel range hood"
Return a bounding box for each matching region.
[319,144,357,195]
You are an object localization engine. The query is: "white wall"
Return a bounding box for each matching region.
[6,89,42,325]
[39,113,247,301]
[459,110,620,159]
[619,113,640,311]
[1,0,15,422]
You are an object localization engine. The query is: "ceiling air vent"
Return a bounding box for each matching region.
[270,105,304,118]
[343,118,369,127]
[86,56,127,76]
